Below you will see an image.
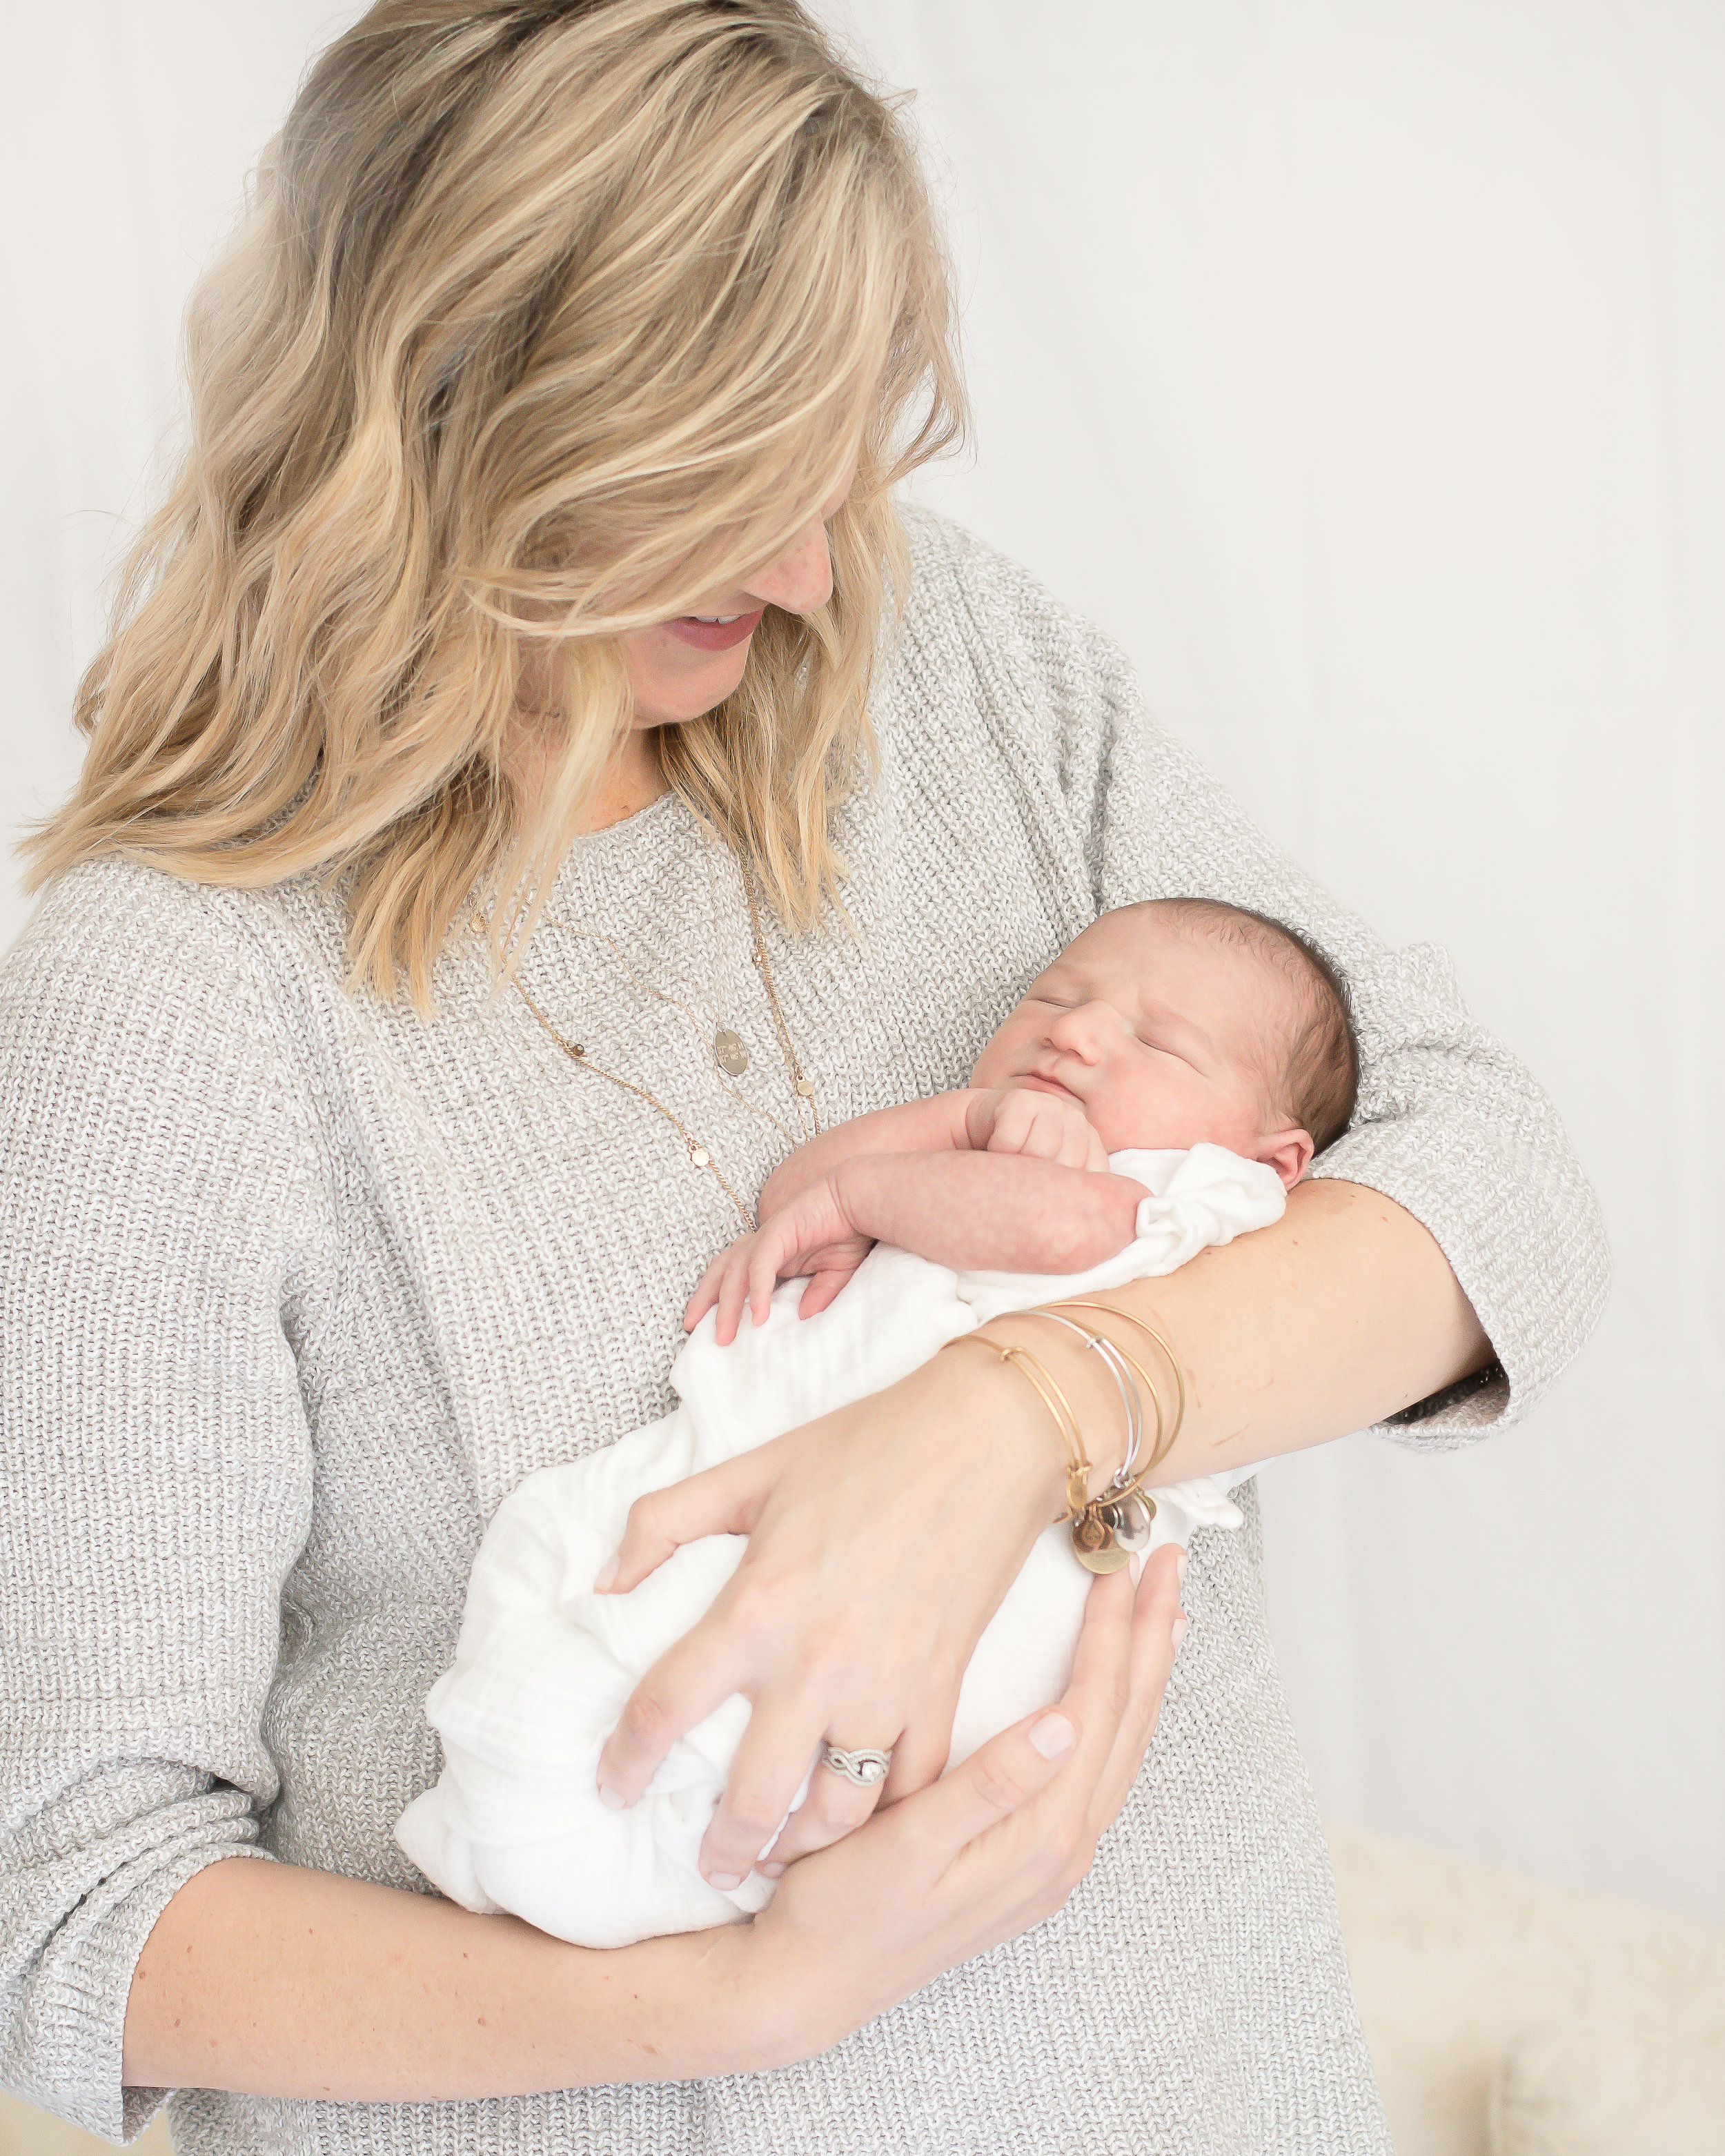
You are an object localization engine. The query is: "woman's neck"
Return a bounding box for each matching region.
[573,728,670,833]
[509,720,670,834]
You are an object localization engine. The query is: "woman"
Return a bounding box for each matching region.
[0,3,1605,2151]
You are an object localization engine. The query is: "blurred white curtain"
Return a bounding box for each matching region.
[3,0,1719,1918]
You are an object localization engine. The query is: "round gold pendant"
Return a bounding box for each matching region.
[689,1144,711,1168]
[1075,1536,1132,1574]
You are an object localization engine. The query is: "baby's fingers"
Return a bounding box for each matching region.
[747,1224,800,1329]
[684,1251,729,1332]
[798,1267,854,1319]
[713,1245,761,1346]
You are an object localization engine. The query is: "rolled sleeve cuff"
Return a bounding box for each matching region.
[1310,1105,1610,1451]
[4,1766,272,2144]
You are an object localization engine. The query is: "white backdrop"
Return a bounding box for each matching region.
[3,2,1720,1920]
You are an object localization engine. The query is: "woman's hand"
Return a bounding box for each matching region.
[115,1554,1183,2101]
[738,1547,1187,2065]
[683,1177,875,1343]
[595,1341,1116,1889]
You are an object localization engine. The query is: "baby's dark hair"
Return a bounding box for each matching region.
[1155,897,1360,1154]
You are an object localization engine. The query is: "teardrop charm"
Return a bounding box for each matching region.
[1102,1492,1156,1554]
[1072,1507,1112,1555]
[713,1027,749,1077]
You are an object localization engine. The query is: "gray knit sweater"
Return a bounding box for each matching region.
[0,507,1607,2153]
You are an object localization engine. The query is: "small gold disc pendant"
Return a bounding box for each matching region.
[713,1028,749,1077]
[688,1143,711,1168]
[1072,1506,1130,1573]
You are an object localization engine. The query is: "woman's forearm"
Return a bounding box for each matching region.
[980,1177,1490,1485]
[1111,1177,1490,1476]
[122,1856,776,2100]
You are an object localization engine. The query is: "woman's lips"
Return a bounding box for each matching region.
[664,606,766,652]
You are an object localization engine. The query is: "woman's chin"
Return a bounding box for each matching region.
[629,645,753,726]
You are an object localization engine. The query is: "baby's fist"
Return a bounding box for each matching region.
[969,1085,1108,1171]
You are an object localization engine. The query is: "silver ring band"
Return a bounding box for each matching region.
[820,1742,892,1788]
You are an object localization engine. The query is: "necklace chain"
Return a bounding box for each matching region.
[476,848,819,1232]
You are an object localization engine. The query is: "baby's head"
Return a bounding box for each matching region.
[970,898,1359,1187]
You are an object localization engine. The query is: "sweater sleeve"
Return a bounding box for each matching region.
[905,506,1610,1442]
[0,862,328,2141]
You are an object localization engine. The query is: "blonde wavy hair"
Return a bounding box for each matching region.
[25,0,965,1004]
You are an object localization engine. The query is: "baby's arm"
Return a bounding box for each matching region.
[689,1152,1147,1344]
[757,1087,1105,1215]
[752,1093,974,1218]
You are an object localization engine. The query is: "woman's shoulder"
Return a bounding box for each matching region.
[0,856,339,1111]
[880,500,1150,794]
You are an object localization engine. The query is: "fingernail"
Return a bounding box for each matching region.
[1175,1550,1188,1587]
[759,1861,785,1879]
[708,1871,744,1892]
[594,1556,619,1593]
[1029,1710,1078,1759]
[1171,1614,1189,1652]
[597,1782,627,1811]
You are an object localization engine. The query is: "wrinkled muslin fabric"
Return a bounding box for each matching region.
[395,1144,1282,1948]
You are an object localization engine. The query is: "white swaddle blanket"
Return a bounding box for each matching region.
[395,1143,1284,1948]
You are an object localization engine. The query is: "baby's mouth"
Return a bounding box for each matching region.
[1016,1071,1083,1104]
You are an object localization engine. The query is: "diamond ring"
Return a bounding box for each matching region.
[820,1742,892,1788]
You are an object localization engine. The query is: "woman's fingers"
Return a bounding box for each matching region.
[714,1245,760,1345]
[883,1703,1081,1866]
[683,1249,730,1331]
[748,1231,792,1329]
[696,1696,833,1886]
[595,1616,746,1808]
[1082,1545,1186,1830]
[765,1734,899,1868]
[598,1453,767,1596]
[878,1694,956,1804]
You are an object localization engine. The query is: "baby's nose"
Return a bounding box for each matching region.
[1044,1000,1123,1058]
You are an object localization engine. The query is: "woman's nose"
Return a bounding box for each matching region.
[743,513,834,616]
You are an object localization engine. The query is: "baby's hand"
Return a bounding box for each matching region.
[965,1086,1109,1171]
[684,1176,876,1345]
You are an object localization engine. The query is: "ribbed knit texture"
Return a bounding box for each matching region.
[0,506,1608,2152]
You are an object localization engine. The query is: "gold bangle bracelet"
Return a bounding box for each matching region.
[944,1331,1092,1522]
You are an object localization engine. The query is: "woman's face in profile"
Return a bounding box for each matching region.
[618,451,858,728]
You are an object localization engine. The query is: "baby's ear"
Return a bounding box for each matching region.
[1256,1127,1314,1189]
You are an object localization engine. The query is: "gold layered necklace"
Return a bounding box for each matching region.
[477,860,818,1233]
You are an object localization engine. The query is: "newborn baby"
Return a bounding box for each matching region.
[395,896,1358,1948]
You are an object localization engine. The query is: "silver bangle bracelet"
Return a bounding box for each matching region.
[1025,1308,1147,1492]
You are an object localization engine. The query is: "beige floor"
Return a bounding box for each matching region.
[5,1825,1724,2154]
